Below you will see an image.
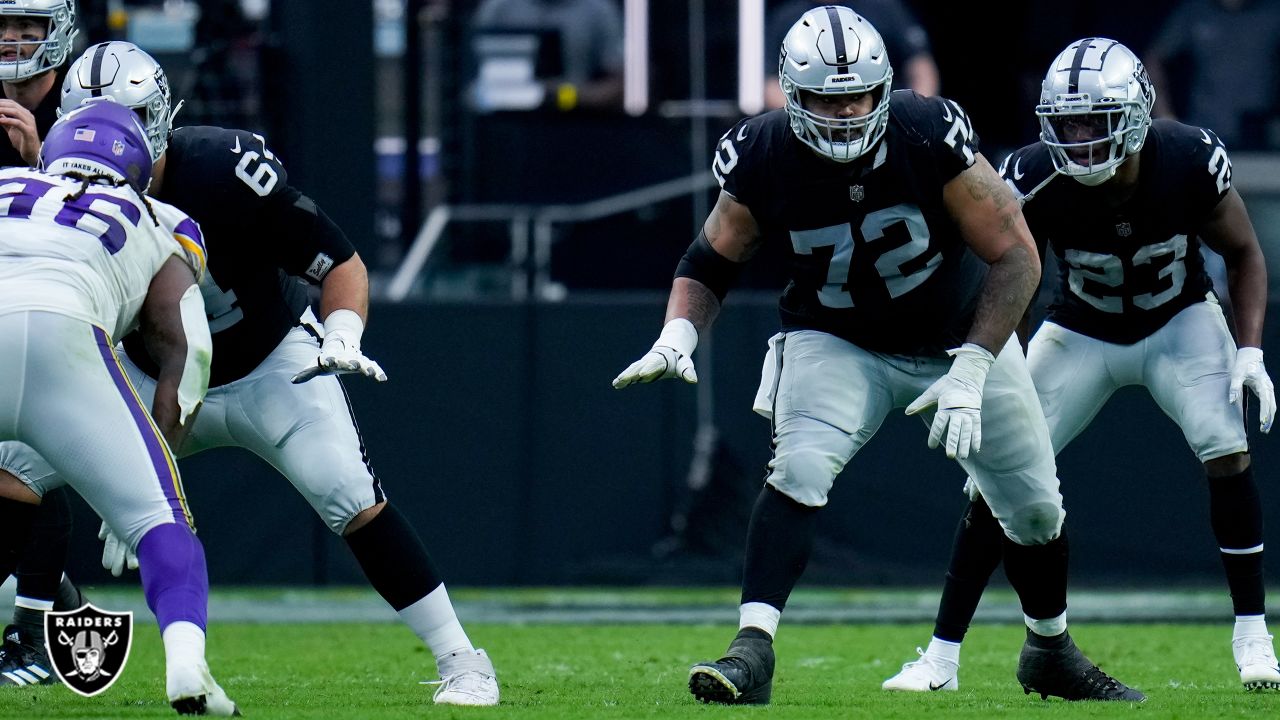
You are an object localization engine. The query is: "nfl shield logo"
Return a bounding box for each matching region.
[849,185,865,202]
[43,604,133,697]
[1115,222,1132,237]
[111,140,126,157]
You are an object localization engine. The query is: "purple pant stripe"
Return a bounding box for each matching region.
[92,326,192,527]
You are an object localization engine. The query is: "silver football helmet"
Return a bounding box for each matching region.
[1036,38,1155,186]
[0,0,78,82]
[60,41,182,161]
[778,5,892,163]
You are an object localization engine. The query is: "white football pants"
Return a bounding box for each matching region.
[0,312,189,551]
[753,329,1063,546]
[1030,297,1247,462]
[0,310,383,535]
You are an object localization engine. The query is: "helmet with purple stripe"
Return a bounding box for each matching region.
[39,97,153,191]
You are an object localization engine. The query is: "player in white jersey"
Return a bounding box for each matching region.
[0,99,238,715]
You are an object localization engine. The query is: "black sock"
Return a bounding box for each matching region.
[933,497,1005,643]
[344,503,444,612]
[0,496,38,582]
[740,485,818,611]
[1208,465,1266,616]
[13,606,44,644]
[53,575,87,612]
[14,487,72,609]
[1025,626,1071,650]
[1003,528,1069,622]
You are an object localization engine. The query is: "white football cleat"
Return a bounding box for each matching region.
[1234,634,1280,691]
[882,647,958,692]
[431,648,499,706]
[168,660,240,716]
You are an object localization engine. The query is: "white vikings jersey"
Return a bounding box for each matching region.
[0,167,205,340]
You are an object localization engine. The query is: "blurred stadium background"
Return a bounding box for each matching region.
[42,0,1280,610]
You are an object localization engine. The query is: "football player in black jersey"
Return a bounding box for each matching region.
[885,38,1280,694]
[0,41,499,706]
[0,0,88,690]
[614,7,1142,705]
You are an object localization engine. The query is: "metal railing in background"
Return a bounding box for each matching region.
[384,171,717,302]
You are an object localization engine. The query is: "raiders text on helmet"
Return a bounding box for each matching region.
[778,5,893,163]
[1037,38,1155,186]
[61,41,182,162]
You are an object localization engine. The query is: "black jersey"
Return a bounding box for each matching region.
[0,68,65,168]
[713,91,987,356]
[123,126,357,386]
[1001,119,1228,344]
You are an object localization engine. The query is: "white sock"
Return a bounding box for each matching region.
[14,595,54,612]
[1025,612,1068,638]
[739,602,780,639]
[162,620,207,693]
[397,584,474,660]
[926,637,961,665]
[1235,614,1270,640]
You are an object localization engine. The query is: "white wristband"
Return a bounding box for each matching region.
[322,308,365,349]
[655,318,698,358]
[946,343,996,387]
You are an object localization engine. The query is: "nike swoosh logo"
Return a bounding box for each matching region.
[929,679,953,691]
[737,125,748,142]
[231,136,241,154]
[1013,158,1025,180]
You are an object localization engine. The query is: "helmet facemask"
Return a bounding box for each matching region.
[0,2,77,82]
[1036,38,1154,186]
[778,6,893,164]
[783,76,892,163]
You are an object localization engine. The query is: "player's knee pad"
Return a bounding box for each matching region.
[1001,501,1064,546]
[765,450,839,507]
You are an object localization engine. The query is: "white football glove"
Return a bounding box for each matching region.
[292,309,388,384]
[612,318,698,389]
[1230,346,1275,433]
[98,520,138,577]
[905,343,996,460]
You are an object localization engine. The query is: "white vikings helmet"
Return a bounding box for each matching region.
[0,0,78,81]
[60,41,182,162]
[778,5,892,163]
[1036,38,1155,186]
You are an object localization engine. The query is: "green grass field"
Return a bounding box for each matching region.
[2,588,1278,718]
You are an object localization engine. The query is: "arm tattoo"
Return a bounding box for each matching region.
[967,244,1039,354]
[682,280,722,332]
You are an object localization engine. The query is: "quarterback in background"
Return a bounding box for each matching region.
[885,38,1280,694]
[615,6,1141,705]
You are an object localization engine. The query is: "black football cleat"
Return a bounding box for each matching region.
[1016,629,1145,702]
[688,627,775,705]
[0,625,57,687]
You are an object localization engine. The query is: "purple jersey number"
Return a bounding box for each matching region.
[0,177,142,254]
